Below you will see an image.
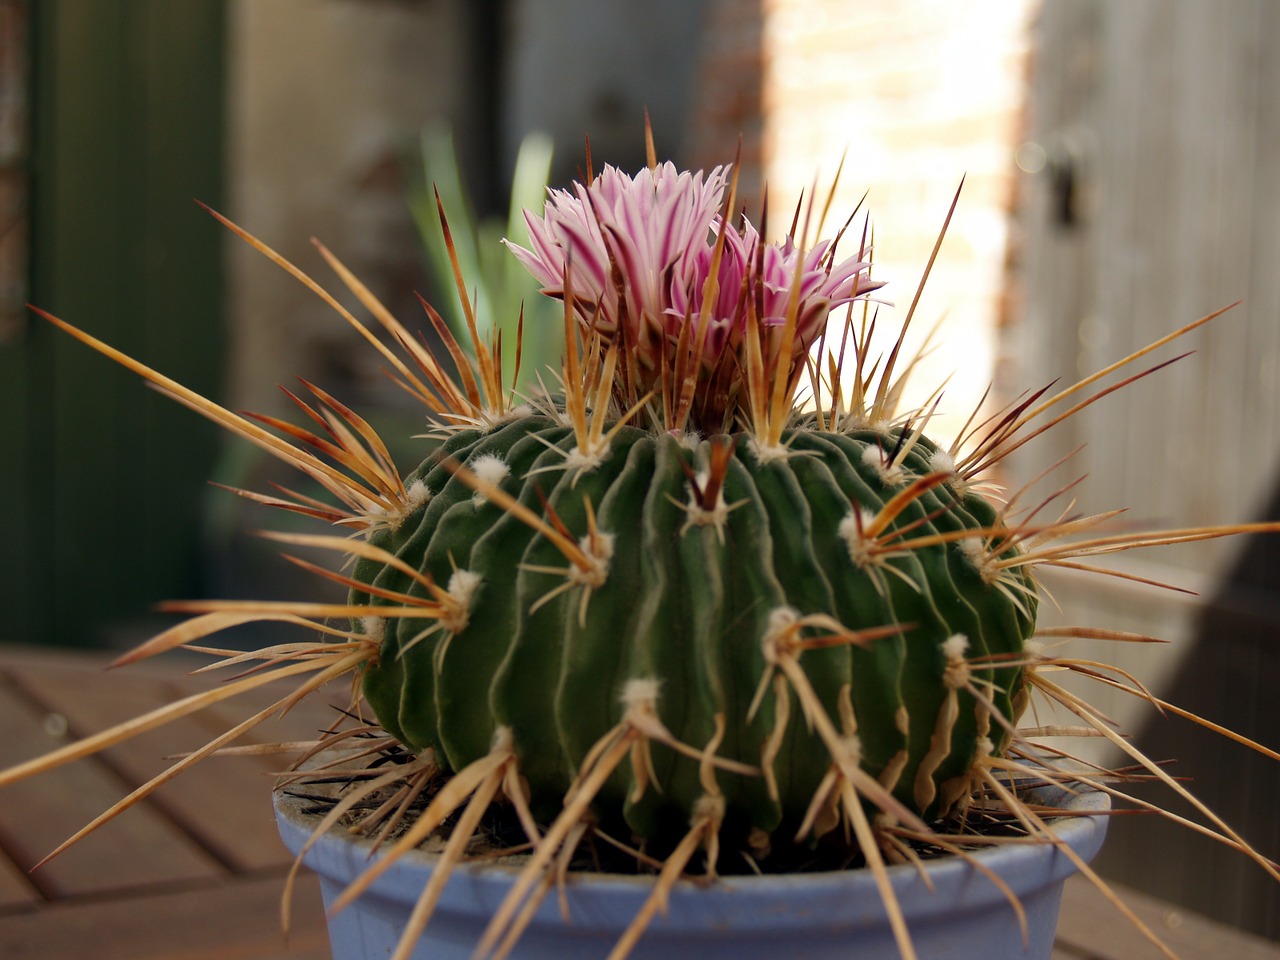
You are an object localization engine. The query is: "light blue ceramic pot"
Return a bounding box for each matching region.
[275,785,1108,960]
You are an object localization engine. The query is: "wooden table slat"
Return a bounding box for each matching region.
[1057,875,1280,960]
[4,659,332,873]
[197,675,362,749]
[0,852,40,909]
[0,679,225,898]
[0,871,330,960]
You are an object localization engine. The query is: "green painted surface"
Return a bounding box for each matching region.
[0,1,225,647]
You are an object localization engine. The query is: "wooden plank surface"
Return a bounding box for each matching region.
[4,654,346,873]
[0,647,337,958]
[0,854,38,910]
[1011,0,1280,940]
[1057,875,1280,960]
[0,677,223,898]
[0,871,331,960]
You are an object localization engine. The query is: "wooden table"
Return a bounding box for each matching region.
[0,645,1276,960]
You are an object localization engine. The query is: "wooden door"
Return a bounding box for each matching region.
[1012,0,1280,937]
[0,1,225,648]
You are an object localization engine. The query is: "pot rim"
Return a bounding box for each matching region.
[275,782,1110,931]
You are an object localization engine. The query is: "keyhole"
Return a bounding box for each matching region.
[1016,139,1085,231]
[1050,155,1078,229]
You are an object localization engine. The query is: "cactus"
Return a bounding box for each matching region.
[355,422,1035,830]
[350,158,1040,861]
[4,143,1278,960]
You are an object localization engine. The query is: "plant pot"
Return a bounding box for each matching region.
[275,784,1109,960]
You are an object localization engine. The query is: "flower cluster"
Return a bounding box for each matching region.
[507,162,880,430]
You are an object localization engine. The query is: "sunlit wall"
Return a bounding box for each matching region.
[691,0,1038,440]
[765,0,1038,439]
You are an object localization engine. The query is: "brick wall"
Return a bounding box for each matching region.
[685,0,766,208]
[689,0,1038,437]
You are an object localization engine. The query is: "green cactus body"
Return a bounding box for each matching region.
[355,422,1037,846]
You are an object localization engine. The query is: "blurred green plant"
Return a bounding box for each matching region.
[409,127,559,394]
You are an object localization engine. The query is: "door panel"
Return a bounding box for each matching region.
[0,1,225,648]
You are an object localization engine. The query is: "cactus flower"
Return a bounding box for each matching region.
[507,162,880,428]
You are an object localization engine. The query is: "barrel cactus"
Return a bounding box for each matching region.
[354,366,1035,841]
[348,159,1039,860]
[7,147,1277,960]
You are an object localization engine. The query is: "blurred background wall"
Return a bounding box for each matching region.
[0,1,227,650]
[1008,2,1280,938]
[1,0,1276,939]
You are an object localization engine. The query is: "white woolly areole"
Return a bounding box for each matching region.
[405,479,431,510]
[496,403,535,424]
[469,454,510,503]
[838,509,879,567]
[675,429,703,451]
[447,568,483,604]
[563,443,608,478]
[568,532,615,588]
[684,470,730,532]
[621,677,661,709]
[441,569,482,633]
[747,436,791,465]
[1024,639,1045,659]
[842,734,863,767]
[376,479,431,530]
[766,605,800,636]
[694,793,726,822]
[941,633,969,661]
[862,444,906,486]
[941,633,972,688]
[360,616,386,645]
[956,536,994,583]
[762,606,801,662]
[491,725,515,752]
[928,449,956,476]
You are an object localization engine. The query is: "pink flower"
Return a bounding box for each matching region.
[506,162,881,425]
[667,219,877,365]
[506,163,728,351]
